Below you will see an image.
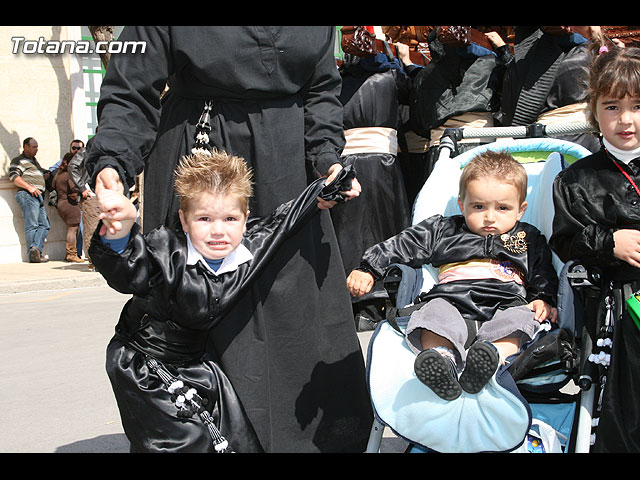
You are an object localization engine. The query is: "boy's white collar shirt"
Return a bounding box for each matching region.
[185,232,253,275]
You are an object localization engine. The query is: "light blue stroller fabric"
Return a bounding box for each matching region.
[368,321,532,452]
[366,138,591,453]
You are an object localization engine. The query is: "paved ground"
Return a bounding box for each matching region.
[0,260,407,453]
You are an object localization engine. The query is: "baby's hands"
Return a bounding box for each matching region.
[346,270,375,297]
[527,299,557,323]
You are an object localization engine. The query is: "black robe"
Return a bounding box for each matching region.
[400,32,512,204]
[500,27,600,152]
[86,26,372,452]
[408,32,509,138]
[333,54,411,318]
[551,147,640,452]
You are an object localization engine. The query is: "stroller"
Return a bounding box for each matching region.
[365,122,600,453]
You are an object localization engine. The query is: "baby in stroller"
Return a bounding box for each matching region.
[348,150,558,401]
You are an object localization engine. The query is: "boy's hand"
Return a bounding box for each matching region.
[527,299,557,323]
[347,270,375,297]
[613,229,640,268]
[98,188,137,239]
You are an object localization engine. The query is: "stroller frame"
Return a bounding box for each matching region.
[365,121,600,453]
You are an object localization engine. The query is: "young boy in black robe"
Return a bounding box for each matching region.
[348,151,558,401]
[89,150,357,452]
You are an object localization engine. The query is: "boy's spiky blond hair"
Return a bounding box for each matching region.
[174,149,253,213]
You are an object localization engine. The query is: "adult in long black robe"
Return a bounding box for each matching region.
[403,29,511,201]
[334,53,411,326]
[500,26,600,152]
[86,26,373,453]
[551,147,640,452]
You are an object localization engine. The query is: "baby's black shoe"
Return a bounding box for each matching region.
[414,348,461,401]
[459,341,500,394]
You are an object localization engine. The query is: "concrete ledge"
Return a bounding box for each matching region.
[0,260,106,294]
[1,177,71,263]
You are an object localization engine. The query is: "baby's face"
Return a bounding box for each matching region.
[179,192,248,260]
[458,178,527,237]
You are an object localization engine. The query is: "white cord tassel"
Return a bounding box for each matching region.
[588,351,611,366]
[145,355,233,452]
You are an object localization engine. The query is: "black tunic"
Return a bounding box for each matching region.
[86,26,372,452]
[551,147,640,452]
[333,55,411,311]
[359,215,558,324]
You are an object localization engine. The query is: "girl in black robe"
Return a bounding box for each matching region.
[550,43,640,452]
[86,26,373,453]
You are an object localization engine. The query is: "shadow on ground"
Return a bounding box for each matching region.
[55,434,129,453]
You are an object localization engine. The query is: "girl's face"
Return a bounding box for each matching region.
[595,94,640,151]
[179,192,248,260]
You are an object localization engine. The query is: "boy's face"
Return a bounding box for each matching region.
[458,177,527,237]
[179,191,248,260]
[595,94,640,151]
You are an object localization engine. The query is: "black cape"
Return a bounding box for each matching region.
[86,26,372,452]
[551,147,640,452]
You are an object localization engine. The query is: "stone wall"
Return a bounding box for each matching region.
[0,26,80,263]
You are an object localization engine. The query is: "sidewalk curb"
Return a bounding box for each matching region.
[0,261,107,294]
[1,275,107,294]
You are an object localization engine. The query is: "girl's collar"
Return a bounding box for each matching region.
[603,137,640,164]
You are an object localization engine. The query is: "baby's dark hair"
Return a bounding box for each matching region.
[459,150,527,204]
[587,38,640,131]
[174,149,253,214]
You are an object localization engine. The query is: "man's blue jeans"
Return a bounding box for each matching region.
[15,190,50,252]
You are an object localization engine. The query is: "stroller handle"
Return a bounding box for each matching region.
[442,121,595,143]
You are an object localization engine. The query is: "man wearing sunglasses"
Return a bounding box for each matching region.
[49,139,85,172]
